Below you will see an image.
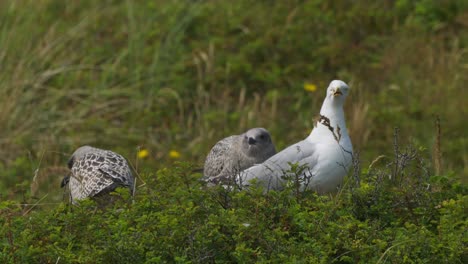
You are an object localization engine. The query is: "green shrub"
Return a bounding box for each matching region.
[1,153,466,263]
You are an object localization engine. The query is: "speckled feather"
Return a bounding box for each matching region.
[203,128,276,185]
[203,135,237,180]
[64,146,134,202]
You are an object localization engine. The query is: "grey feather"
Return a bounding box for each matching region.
[237,139,318,190]
[203,128,276,185]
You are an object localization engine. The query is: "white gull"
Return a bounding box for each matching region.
[237,80,353,193]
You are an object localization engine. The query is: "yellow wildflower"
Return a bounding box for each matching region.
[304,83,317,92]
[169,150,181,159]
[137,149,149,159]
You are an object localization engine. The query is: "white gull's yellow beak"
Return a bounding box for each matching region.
[333,88,343,96]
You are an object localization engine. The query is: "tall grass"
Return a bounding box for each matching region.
[0,0,466,202]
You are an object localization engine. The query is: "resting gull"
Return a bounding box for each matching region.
[61,146,134,203]
[237,80,353,193]
[203,128,276,186]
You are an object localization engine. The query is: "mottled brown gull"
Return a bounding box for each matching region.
[61,146,134,203]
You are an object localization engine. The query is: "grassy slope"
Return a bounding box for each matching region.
[0,0,467,262]
[1,0,466,201]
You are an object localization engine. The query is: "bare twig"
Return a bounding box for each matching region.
[22,193,49,216]
[433,116,442,175]
[392,127,400,181]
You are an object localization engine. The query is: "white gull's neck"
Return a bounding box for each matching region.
[307,96,349,142]
[320,97,346,130]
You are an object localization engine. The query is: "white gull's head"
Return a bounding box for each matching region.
[326,80,350,104]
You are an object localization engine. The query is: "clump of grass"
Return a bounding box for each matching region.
[350,128,436,223]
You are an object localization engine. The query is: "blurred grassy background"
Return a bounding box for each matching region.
[0,0,466,202]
